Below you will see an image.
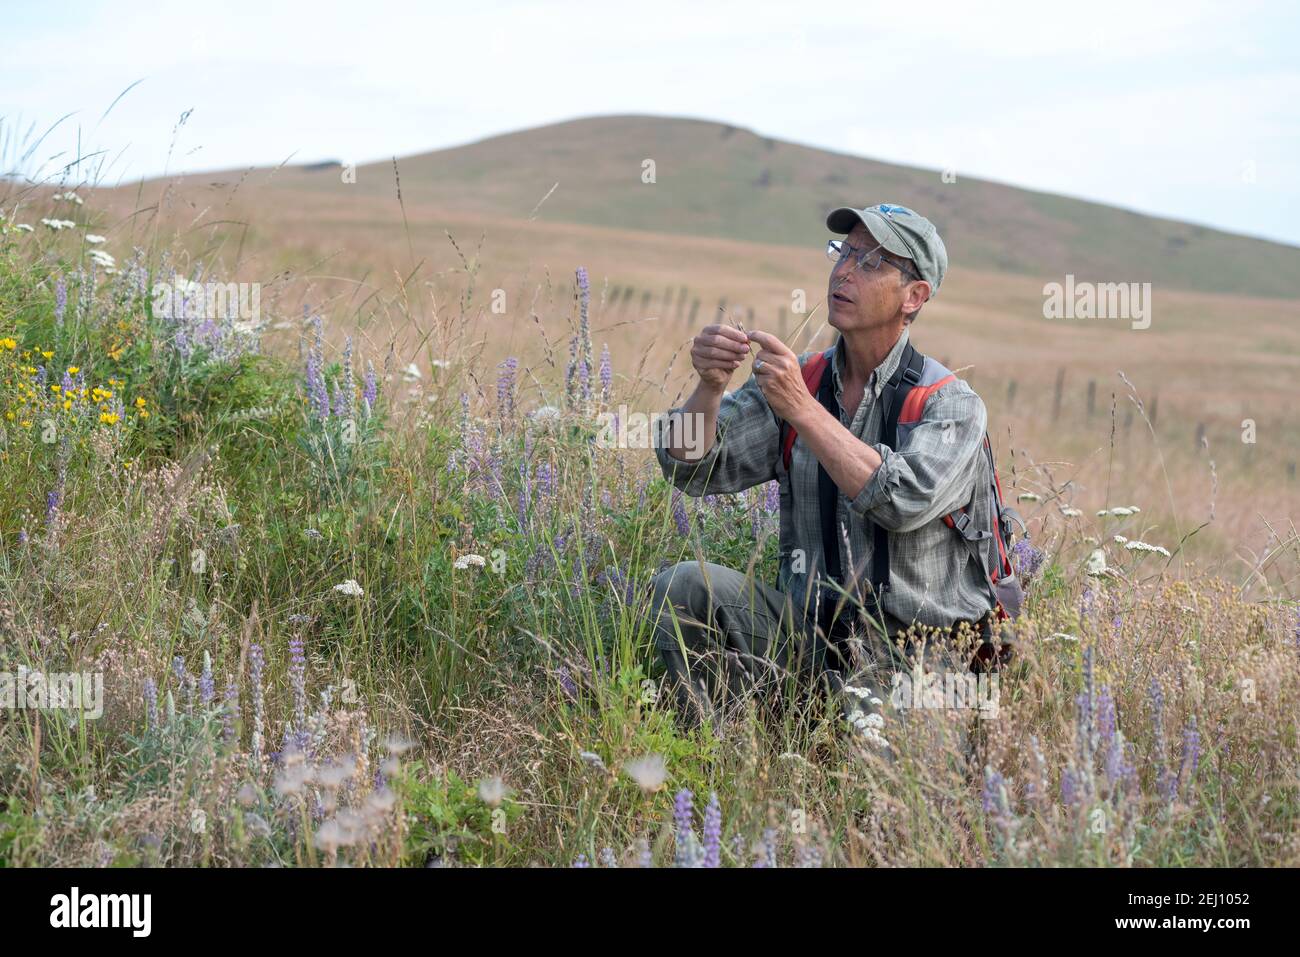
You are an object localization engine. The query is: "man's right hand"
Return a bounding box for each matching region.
[690,324,751,390]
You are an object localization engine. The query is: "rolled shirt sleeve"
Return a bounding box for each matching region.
[654,374,781,496]
[850,379,988,532]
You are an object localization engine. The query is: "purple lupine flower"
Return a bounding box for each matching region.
[1060,767,1078,807]
[249,642,265,760]
[671,491,690,537]
[730,833,746,862]
[599,847,617,868]
[537,461,556,498]
[555,666,578,702]
[564,336,579,409]
[143,678,158,731]
[496,357,518,421]
[764,480,780,514]
[1177,716,1200,796]
[305,316,330,421]
[288,636,307,752]
[982,769,1003,813]
[1121,740,1138,794]
[44,487,62,532]
[198,658,215,707]
[1148,677,1173,802]
[17,529,28,546]
[702,792,722,867]
[222,675,239,743]
[599,343,612,403]
[55,277,67,323]
[339,336,354,419]
[597,567,637,606]
[35,365,47,389]
[673,788,698,867]
[363,359,378,408]
[516,462,531,530]
[794,840,823,868]
[172,655,187,685]
[757,827,779,868]
[1079,585,1098,621]
[1077,646,1095,759]
[1010,539,1044,579]
[576,266,590,306]
[636,837,653,868]
[572,853,591,868]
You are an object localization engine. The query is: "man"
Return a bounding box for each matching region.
[650,203,1005,746]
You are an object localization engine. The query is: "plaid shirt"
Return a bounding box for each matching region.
[655,327,997,634]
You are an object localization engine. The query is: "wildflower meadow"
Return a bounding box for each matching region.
[1,185,1298,872]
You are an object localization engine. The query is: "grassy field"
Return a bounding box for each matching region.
[1,122,1298,866]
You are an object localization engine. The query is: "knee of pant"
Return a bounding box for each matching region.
[650,561,706,611]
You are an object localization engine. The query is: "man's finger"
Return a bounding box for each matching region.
[697,334,749,356]
[752,348,788,370]
[746,330,792,357]
[711,325,752,346]
[696,344,747,362]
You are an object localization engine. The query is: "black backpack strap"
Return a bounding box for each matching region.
[866,343,924,620]
[814,354,844,647]
[816,341,924,651]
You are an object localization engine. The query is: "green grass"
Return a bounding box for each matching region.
[1,205,1298,868]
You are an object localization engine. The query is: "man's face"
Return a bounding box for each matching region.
[827,223,925,332]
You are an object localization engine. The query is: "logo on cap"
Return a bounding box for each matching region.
[872,204,912,218]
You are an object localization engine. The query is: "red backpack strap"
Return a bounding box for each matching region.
[897,373,956,425]
[780,349,832,470]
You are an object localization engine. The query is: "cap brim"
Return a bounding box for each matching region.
[825,207,913,260]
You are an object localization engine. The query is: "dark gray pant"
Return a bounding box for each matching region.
[648,561,994,762]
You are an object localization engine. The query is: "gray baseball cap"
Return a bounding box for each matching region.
[826,203,948,296]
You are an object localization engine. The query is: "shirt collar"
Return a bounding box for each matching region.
[831,326,911,398]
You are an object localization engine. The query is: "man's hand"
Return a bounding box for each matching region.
[690,324,750,391]
[748,330,816,424]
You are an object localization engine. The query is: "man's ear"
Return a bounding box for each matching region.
[902,280,931,318]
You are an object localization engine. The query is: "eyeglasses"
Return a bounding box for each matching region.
[826,239,921,283]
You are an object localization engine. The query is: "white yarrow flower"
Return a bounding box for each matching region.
[333,578,364,597]
[1059,507,1082,518]
[1124,540,1171,557]
[453,553,486,570]
[1017,492,1041,503]
[85,233,106,244]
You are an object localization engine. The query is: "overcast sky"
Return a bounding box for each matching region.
[4,0,1298,246]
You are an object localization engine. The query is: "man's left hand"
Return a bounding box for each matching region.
[747,330,816,424]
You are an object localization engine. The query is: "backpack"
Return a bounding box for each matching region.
[778,341,1027,637]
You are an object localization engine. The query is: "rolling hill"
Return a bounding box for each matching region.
[238,114,1300,299]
